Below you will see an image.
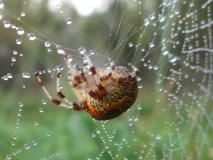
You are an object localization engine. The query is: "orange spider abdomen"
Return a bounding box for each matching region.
[84,76,138,120]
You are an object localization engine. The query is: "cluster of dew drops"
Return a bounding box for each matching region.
[0,0,75,82]
[3,98,57,160]
[0,0,149,89]
[0,1,71,160]
[0,2,144,159]
[0,15,67,81]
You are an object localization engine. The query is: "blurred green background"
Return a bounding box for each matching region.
[0,0,212,160]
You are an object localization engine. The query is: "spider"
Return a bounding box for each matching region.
[35,51,138,120]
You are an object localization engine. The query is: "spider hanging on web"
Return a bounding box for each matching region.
[35,51,138,120]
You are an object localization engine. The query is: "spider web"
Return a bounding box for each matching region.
[0,0,212,160]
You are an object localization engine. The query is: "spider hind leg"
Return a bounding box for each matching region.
[35,72,84,111]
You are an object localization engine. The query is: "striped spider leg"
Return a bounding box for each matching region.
[64,52,108,100]
[35,70,84,111]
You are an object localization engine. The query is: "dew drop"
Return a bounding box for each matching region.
[11,57,16,62]
[46,133,51,137]
[28,33,36,41]
[149,42,154,48]
[138,85,142,89]
[32,140,37,146]
[65,17,72,25]
[24,144,30,150]
[57,48,65,55]
[67,55,73,63]
[137,106,142,110]
[144,19,150,26]
[83,59,88,65]
[47,48,52,53]
[153,66,159,70]
[20,12,26,17]
[39,107,44,113]
[7,73,13,79]
[92,133,96,138]
[41,99,47,105]
[44,41,51,47]
[21,72,31,79]
[12,50,18,55]
[0,0,4,9]
[136,76,141,82]
[12,135,17,140]
[3,20,11,28]
[141,48,145,52]
[5,155,12,160]
[34,121,39,126]
[78,47,86,54]
[11,24,16,29]
[162,50,169,56]
[16,39,22,45]
[16,27,25,35]
[128,42,134,48]
[11,142,15,146]
[151,15,155,20]
[96,130,101,134]
[170,57,177,63]
[1,76,9,81]
[134,118,138,122]
[159,15,166,22]
[129,123,133,126]
[89,50,95,55]
[18,102,24,108]
[156,135,162,140]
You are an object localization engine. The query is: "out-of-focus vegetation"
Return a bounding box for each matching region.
[0,0,212,160]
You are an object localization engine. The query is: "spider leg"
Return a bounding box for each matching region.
[83,55,110,100]
[56,71,71,103]
[82,54,109,99]
[55,71,85,111]
[63,52,87,86]
[63,51,107,100]
[35,72,84,111]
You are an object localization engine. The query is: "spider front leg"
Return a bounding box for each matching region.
[63,52,107,100]
[35,72,84,111]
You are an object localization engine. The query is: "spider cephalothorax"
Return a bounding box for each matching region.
[36,52,138,120]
